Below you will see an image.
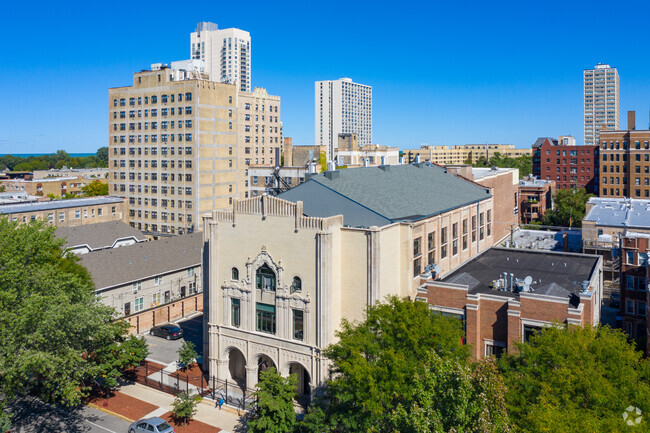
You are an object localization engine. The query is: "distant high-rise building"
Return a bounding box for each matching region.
[315,78,372,161]
[190,22,251,92]
[584,64,619,146]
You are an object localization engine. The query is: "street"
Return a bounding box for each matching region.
[144,314,204,365]
[9,397,132,433]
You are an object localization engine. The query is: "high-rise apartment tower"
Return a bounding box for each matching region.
[315,78,372,161]
[190,22,251,92]
[108,65,238,237]
[584,64,619,146]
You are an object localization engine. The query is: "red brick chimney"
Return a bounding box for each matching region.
[628,111,636,130]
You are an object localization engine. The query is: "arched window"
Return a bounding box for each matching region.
[231,267,239,281]
[256,264,276,291]
[291,276,302,293]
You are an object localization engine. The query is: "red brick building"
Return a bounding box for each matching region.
[532,137,599,194]
[620,233,649,353]
[418,248,603,357]
[518,177,556,224]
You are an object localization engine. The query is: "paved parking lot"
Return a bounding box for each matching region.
[144,314,204,366]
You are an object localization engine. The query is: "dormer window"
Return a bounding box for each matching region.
[291,276,302,293]
[256,264,276,291]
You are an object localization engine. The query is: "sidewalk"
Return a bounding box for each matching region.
[90,382,247,432]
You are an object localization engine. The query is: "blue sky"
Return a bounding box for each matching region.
[1,0,650,154]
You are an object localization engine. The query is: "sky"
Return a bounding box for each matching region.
[1,0,650,154]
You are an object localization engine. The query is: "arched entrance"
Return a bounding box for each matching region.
[288,362,311,397]
[257,354,276,381]
[227,347,246,387]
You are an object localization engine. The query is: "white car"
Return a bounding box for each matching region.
[128,416,175,433]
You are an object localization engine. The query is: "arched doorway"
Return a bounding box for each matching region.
[257,354,276,381]
[288,362,311,396]
[227,347,246,387]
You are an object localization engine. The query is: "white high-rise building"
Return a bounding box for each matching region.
[190,22,251,92]
[315,78,372,161]
[584,64,619,146]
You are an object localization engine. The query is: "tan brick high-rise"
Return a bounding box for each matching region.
[108,67,237,236]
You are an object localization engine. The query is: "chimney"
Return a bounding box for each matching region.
[628,111,636,130]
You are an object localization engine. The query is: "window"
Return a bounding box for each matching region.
[413,237,421,256]
[626,300,635,315]
[231,267,239,280]
[293,309,304,341]
[627,251,635,264]
[152,292,162,306]
[134,297,144,313]
[485,343,505,358]
[413,257,421,276]
[523,324,542,342]
[639,253,648,266]
[231,298,241,327]
[154,276,163,286]
[187,268,195,277]
[256,303,276,334]
[441,227,448,259]
[256,264,276,291]
[627,275,634,290]
[462,219,468,250]
[471,216,476,242]
[487,210,492,237]
[291,276,302,293]
[638,302,647,317]
[452,222,458,256]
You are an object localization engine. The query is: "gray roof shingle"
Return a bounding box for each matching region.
[279,164,491,227]
[55,221,147,251]
[79,233,202,290]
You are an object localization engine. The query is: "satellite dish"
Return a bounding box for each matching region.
[524,276,533,285]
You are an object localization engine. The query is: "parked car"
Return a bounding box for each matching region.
[149,324,183,340]
[129,416,174,433]
[609,292,620,308]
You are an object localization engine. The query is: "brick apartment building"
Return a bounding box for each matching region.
[518,177,556,224]
[599,111,650,199]
[532,137,599,194]
[619,233,649,353]
[418,247,603,358]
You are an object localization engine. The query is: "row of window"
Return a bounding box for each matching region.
[113,158,194,169]
[228,300,304,340]
[114,93,193,107]
[130,222,194,235]
[243,102,279,113]
[128,197,193,208]
[113,106,194,120]
[113,134,195,144]
[413,212,491,276]
[113,120,193,130]
[113,184,192,195]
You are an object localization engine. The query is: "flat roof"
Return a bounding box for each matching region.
[471,167,517,180]
[584,197,650,230]
[440,247,600,304]
[0,196,123,215]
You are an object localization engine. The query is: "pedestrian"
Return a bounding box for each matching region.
[218,396,224,410]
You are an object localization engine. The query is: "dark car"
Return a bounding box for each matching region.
[149,324,183,340]
[129,416,174,433]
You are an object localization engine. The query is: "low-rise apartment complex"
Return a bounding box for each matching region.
[419,248,602,358]
[404,144,531,165]
[619,232,649,353]
[1,176,105,197]
[81,233,203,333]
[518,176,556,224]
[0,196,126,227]
[532,137,599,193]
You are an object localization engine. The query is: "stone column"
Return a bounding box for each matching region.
[246,366,258,391]
[216,358,228,381]
[506,299,521,354]
[367,226,381,305]
[465,294,481,358]
[316,231,333,348]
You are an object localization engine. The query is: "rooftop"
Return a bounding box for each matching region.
[440,247,600,304]
[55,221,147,251]
[278,164,491,228]
[519,177,554,187]
[471,167,517,180]
[80,233,202,290]
[584,197,650,230]
[0,196,123,215]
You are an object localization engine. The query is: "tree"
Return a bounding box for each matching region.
[248,367,297,433]
[389,354,510,433]
[542,187,593,227]
[171,391,202,425]
[499,325,650,432]
[0,218,148,417]
[472,152,532,179]
[177,341,198,369]
[318,151,327,173]
[96,147,109,167]
[321,296,469,431]
[82,180,109,197]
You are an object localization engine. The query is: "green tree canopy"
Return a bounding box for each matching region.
[0,218,148,413]
[389,354,510,433]
[499,325,650,432]
[0,147,108,172]
[473,152,532,179]
[171,391,202,425]
[82,179,109,196]
[177,341,198,369]
[248,367,297,433]
[321,296,468,431]
[542,187,593,227]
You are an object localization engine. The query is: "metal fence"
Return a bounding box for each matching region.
[133,362,255,411]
